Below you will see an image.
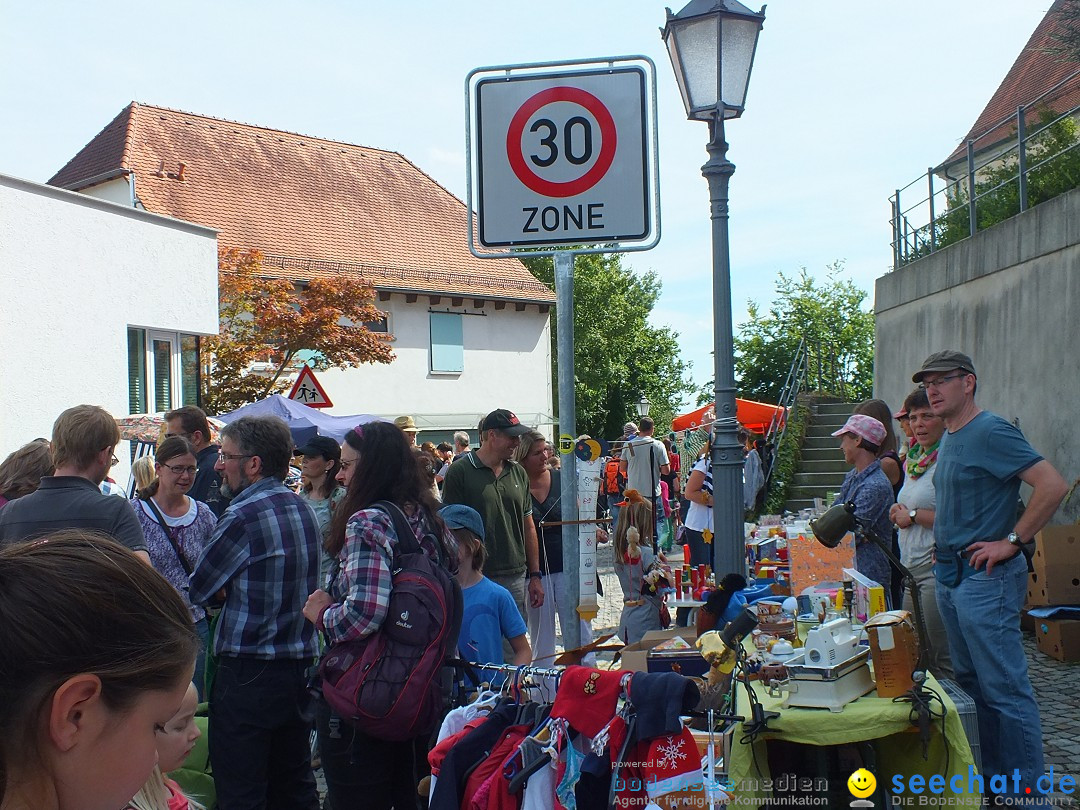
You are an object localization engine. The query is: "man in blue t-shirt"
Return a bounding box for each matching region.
[916,351,1066,800]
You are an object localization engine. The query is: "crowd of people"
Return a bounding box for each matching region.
[0,348,1068,809]
[0,403,619,810]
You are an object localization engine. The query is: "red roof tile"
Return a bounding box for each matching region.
[942,0,1080,168]
[48,103,554,302]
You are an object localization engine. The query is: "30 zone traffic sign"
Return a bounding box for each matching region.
[474,65,652,249]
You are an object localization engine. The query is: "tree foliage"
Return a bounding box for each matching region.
[931,112,1080,255]
[733,264,874,403]
[1050,0,1080,61]
[201,248,394,414]
[522,252,693,439]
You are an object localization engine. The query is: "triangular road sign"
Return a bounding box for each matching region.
[287,365,333,409]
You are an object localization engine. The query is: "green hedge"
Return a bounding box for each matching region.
[762,397,810,515]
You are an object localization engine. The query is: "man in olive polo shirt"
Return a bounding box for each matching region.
[442,408,545,622]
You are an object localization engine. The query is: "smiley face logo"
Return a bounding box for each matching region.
[847,768,876,799]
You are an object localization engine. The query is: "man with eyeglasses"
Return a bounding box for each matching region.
[0,404,150,563]
[189,415,321,809]
[165,405,228,516]
[915,350,1066,802]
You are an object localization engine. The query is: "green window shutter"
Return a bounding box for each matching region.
[429,313,464,373]
[128,328,146,414]
[181,335,200,407]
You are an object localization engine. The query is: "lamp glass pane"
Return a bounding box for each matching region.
[672,16,720,111]
[720,16,759,109]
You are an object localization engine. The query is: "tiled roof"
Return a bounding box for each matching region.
[48,103,554,302]
[942,0,1080,168]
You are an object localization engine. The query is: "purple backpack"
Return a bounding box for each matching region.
[319,501,463,741]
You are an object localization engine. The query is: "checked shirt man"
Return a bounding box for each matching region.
[189,415,321,810]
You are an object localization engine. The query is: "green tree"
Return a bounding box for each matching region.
[733,263,874,403]
[522,252,693,438]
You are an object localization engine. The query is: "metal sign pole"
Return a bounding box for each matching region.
[555,250,581,652]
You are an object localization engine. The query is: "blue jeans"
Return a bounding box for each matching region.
[936,553,1045,799]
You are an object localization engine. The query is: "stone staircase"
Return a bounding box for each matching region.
[783,398,854,513]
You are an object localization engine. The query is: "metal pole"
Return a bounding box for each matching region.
[554,251,581,650]
[927,169,936,253]
[1017,105,1028,213]
[892,192,901,269]
[967,140,977,237]
[701,111,745,578]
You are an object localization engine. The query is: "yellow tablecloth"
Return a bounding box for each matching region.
[725,673,982,807]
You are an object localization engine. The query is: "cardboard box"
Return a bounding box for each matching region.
[1026,567,1080,606]
[1020,609,1036,634]
[1031,525,1080,573]
[618,628,695,672]
[1028,525,1080,605]
[1035,618,1080,662]
[865,610,919,698]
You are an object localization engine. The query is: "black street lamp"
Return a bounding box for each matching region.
[662,0,765,577]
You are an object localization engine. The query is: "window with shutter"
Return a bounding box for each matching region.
[429,312,464,373]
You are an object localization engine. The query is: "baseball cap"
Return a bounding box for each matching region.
[480,409,529,436]
[440,504,485,541]
[622,421,638,436]
[831,414,887,445]
[912,350,976,383]
[294,435,341,460]
[893,407,909,419]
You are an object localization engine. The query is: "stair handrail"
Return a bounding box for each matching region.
[762,339,807,492]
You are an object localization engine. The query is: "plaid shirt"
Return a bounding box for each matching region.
[317,505,455,645]
[189,476,320,660]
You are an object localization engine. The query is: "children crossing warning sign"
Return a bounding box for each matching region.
[287,365,333,409]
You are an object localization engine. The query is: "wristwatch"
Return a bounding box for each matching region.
[528,571,543,580]
[1007,532,1023,546]
[908,508,918,524]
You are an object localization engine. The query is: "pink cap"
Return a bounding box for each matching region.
[831,413,886,445]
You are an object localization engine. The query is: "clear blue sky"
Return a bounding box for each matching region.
[0,0,1049,406]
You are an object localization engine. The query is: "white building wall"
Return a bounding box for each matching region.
[317,295,553,438]
[0,174,218,475]
[78,176,134,207]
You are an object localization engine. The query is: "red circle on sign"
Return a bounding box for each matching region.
[506,86,617,198]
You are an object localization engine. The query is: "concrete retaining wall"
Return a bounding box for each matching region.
[874,186,1080,522]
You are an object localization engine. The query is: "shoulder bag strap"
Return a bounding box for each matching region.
[141,497,193,576]
[370,500,422,557]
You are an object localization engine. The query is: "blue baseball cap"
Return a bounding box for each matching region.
[440,504,485,541]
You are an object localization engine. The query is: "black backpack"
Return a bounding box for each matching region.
[319,501,463,740]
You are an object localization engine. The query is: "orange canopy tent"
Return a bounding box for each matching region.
[670,399,786,435]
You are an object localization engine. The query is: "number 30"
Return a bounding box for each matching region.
[529,116,593,168]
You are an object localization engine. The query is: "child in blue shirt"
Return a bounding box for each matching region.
[440,504,531,682]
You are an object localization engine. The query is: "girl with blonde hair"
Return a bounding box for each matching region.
[613,490,664,644]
